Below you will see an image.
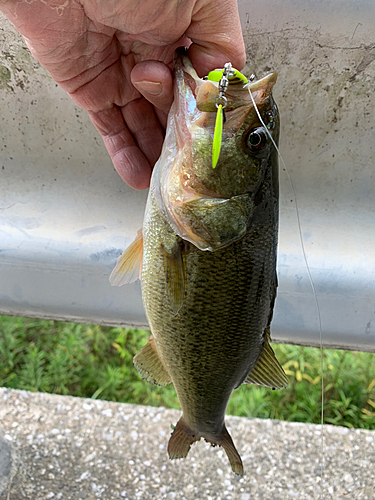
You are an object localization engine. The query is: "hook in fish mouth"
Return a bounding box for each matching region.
[173,48,277,114]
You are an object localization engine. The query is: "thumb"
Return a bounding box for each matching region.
[131,60,174,114]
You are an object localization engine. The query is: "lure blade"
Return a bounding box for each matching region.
[230,69,248,85]
[212,104,223,168]
[207,68,248,86]
[207,69,224,83]
[207,66,248,169]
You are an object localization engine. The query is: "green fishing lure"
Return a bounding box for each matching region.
[206,67,249,168]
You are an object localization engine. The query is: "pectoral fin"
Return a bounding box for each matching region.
[133,336,171,386]
[109,229,143,286]
[162,238,186,315]
[244,336,288,389]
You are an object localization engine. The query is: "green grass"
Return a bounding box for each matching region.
[0,315,374,430]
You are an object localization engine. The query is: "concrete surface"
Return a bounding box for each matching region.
[0,388,374,500]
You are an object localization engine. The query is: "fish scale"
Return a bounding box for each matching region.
[142,188,278,449]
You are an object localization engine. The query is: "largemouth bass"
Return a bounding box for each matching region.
[110,48,287,476]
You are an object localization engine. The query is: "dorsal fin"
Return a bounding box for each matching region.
[109,229,143,286]
[244,333,288,389]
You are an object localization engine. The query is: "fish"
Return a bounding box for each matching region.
[110,48,287,476]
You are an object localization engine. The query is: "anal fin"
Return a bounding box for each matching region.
[133,336,171,386]
[244,333,288,389]
[109,229,143,286]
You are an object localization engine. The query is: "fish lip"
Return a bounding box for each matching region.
[246,72,278,91]
[174,47,277,89]
[174,47,200,81]
[245,72,278,104]
[174,48,277,111]
[173,47,201,99]
[171,48,278,142]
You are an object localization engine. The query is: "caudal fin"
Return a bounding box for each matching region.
[167,417,200,459]
[168,417,244,476]
[217,426,244,476]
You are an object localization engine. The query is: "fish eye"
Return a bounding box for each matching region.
[246,127,268,154]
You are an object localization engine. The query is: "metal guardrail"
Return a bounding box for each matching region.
[0,0,374,351]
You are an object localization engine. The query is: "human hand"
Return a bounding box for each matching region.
[0,0,245,189]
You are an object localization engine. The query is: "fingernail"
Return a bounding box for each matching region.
[134,81,163,96]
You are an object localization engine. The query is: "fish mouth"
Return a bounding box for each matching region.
[194,71,278,114]
[173,47,277,145]
[173,47,277,114]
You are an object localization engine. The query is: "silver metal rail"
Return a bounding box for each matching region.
[0,0,374,351]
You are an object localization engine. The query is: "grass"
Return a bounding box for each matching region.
[0,314,374,430]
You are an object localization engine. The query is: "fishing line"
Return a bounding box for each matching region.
[247,85,325,498]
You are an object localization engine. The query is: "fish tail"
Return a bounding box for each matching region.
[206,425,244,476]
[167,416,200,460]
[219,425,244,476]
[168,418,243,476]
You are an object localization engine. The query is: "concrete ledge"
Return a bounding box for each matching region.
[0,388,374,500]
